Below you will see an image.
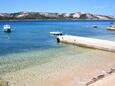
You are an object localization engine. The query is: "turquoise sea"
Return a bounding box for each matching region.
[0,20,115,85]
[0,20,115,55]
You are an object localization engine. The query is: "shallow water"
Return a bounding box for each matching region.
[2,48,115,86]
[0,20,115,86]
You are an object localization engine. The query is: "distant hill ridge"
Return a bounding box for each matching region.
[0,12,115,20]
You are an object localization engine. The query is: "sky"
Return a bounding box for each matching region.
[0,0,115,15]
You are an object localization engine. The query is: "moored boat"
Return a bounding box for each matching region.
[3,25,11,32]
[107,25,115,31]
[50,31,63,36]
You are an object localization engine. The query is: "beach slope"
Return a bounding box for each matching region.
[89,73,115,86]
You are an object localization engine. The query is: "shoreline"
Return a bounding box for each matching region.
[1,50,115,86]
[2,65,115,86]
[86,68,115,86]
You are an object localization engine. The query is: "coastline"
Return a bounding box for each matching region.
[89,72,115,86]
[86,68,115,86]
[1,50,115,86]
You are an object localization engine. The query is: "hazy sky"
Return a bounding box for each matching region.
[0,0,115,15]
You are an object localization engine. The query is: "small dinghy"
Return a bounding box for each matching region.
[107,25,115,31]
[3,25,11,32]
[50,32,63,36]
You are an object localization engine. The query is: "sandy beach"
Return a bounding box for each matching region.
[1,50,115,86]
[89,73,115,86]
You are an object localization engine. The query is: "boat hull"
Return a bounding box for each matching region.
[107,28,115,31]
[50,32,63,36]
[4,29,11,32]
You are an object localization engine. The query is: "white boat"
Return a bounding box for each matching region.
[107,25,115,31]
[50,31,63,36]
[3,25,11,32]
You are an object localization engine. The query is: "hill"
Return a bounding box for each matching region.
[0,12,115,20]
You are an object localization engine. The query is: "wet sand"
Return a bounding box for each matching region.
[89,73,115,86]
[1,50,115,86]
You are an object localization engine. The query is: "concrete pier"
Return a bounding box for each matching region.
[57,35,115,52]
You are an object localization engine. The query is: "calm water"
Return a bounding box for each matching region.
[0,20,115,55]
[0,20,115,75]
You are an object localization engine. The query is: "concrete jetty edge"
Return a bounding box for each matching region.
[57,35,115,52]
